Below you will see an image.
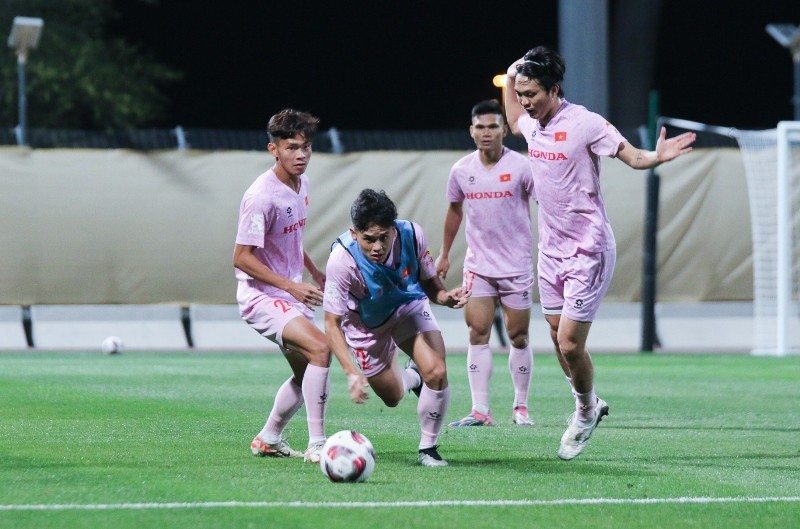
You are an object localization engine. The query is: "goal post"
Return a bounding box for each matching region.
[651,118,799,356]
[775,121,799,355]
[737,121,799,356]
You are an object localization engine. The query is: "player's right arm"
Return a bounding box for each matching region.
[324,310,369,404]
[435,201,463,281]
[233,244,323,306]
[323,248,369,404]
[504,58,527,137]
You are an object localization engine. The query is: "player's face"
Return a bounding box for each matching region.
[352,224,396,264]
[469,113,506,152]
[514,75,559,124]
[268,134,312,178]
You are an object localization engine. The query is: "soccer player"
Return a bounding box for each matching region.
[504,46,696,459]
[233,108,331,464]
[435,99,537,428]
[324,189,470,467]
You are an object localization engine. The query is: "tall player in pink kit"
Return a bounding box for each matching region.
[435,100,537,428]
[233,109,331,464]
[324,189,470,467]
[505,46,696,459]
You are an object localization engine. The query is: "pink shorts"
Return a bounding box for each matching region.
[537,249,616,323]
[237,285,313,348]
[462,269,534,310]
[345,298,441,378]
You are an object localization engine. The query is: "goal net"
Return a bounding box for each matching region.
[662,118,800,356]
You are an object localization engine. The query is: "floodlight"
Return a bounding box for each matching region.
[767,24,800,55]
[8,16,44,146]
[7,16,43,62]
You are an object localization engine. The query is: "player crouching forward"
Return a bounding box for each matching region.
[324,189,470,467]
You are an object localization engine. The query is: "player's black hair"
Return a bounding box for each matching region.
[350,189,398,232]
[471,99,504,121]
[267,109,320,143]
[516,46,566,97]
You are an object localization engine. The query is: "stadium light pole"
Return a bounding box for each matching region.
[7,16,44,146]
[766,23,800,120]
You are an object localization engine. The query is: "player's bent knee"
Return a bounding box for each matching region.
[423,362,447,387]
[305,340,331,366]
[509,334,529,349]
[381,397,401,408]
[376,387,403,407]
[558,340,581,359]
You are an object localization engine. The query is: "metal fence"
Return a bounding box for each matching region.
[0,125,671,152]
[0,126,546,152]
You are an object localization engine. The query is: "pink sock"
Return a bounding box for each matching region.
[260,377,303,442]
[508,345,532,407]
[467,344,492,413]
[417,384,450,449]
[575,389,597,422]
[302,364,330,444]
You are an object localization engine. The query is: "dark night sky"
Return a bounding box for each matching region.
[112,1,798,131]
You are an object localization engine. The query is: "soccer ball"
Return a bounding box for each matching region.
[319,430,375,483]
[101,336,124,355]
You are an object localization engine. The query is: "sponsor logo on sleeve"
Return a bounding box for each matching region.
[248,214,265,235]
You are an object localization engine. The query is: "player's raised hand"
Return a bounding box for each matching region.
[507,57,525,77]
[656,126,696,163]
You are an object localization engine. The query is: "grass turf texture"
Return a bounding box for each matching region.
[0,351,797,528]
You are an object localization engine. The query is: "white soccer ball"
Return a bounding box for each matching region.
[101,336,124,355]
[319,430,375,483]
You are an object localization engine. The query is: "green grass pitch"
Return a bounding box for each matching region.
[0,350,798,528]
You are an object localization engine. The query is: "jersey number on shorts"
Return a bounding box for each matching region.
[353,348,372,371]
[273,299,293,313]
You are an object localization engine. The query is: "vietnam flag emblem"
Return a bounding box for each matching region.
[401,267,410,279]
[555,131,567,142]
[499,173,511,182]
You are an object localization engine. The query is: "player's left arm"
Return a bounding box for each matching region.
[324,310,369,404]
[304,251,326,290]
[420,273,470,309]
[617,126,697,170]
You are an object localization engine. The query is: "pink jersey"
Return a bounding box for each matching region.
[446,147,536,277]
[323,221,436,336]
[235,168,310,304]
[517,100,626,258]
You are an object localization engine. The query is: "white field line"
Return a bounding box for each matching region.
[1,496,799,512]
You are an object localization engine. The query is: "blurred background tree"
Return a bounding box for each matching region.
[0,0,180,130]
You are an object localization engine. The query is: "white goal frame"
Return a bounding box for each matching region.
[660,118,798,356]
[774,121,799,356]
[735,121,798,356]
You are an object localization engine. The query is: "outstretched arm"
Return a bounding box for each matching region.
[616,126,696,170]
